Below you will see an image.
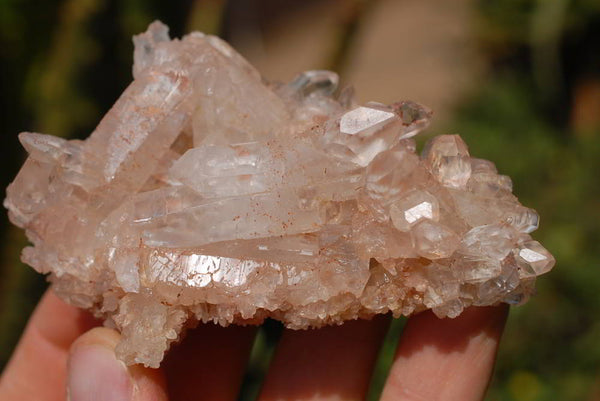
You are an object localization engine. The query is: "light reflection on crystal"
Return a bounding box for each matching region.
[390,190,439,231]
[340,106,396,135]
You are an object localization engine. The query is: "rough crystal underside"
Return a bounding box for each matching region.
[5,21,555,367]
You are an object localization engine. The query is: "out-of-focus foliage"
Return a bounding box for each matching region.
[450,76,600,401]
[449,1,600,399]
[0,1,598,400]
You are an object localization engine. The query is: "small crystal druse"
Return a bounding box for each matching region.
[5,22,554,367]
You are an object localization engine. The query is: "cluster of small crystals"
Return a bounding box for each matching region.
[4,22,555,367]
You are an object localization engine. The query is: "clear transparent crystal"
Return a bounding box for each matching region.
[423,134,472,188]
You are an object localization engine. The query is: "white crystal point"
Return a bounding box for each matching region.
[4,22,555,367]
[390,190,440,231]
[423,134,472,188]
[340,105,396,136]
[322,101,431,167]
[18,132,68,162]
[411,220,460,259]
[363,142,420,218]
[459,224,518,261]
[132,20,170,78]
[287,70,339,96]
[169,142,281,197]
[514,239,555,277]
[503,207,540,233]
[475,263,520,305]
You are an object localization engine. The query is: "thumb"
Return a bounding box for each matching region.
[67,327,168,401]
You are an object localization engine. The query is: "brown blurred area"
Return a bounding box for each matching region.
[227,0,482,126]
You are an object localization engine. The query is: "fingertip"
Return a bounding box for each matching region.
[381,305,509,401]
[70,326,121,350]
[68,327,168,401]
[400,304,509,354]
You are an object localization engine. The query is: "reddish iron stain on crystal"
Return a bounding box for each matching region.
[5,21,554,367]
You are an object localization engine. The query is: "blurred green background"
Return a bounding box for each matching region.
[1,0,599,400]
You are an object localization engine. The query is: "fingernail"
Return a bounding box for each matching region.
[68,344,133,401]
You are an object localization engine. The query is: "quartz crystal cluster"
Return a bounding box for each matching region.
[5,21,555,367]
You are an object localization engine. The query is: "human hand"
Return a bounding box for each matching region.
[0,290,508,401]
